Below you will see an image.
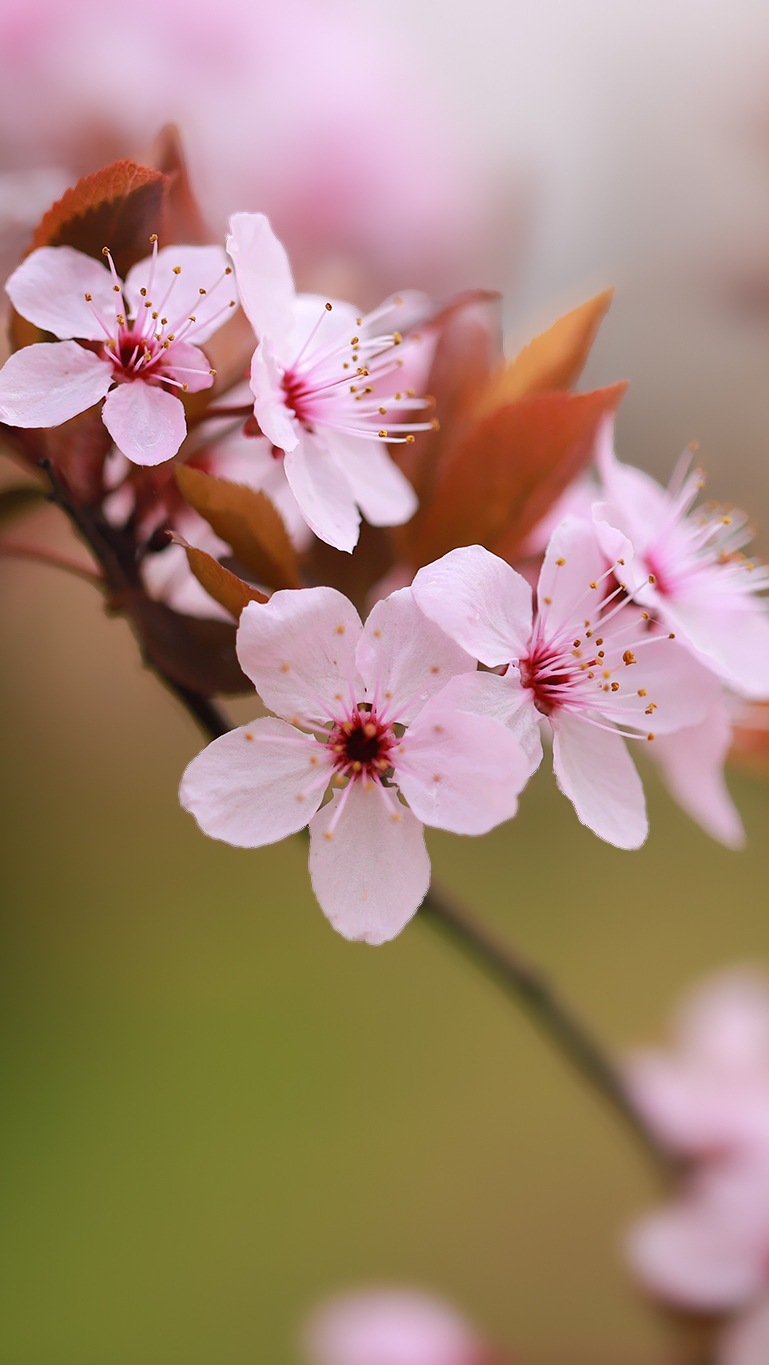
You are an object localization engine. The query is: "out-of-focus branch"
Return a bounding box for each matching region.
[0,540,104,587]
[421,880,675,1179]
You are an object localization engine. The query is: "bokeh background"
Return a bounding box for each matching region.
[1,2,769,1361]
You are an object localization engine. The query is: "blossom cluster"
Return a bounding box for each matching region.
[626,973,769,1365]
[0,165,767,947]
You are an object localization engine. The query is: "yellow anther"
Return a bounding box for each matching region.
[406,435,415,443]
[638,688,647,697]
[85,293,92,301]
[173,266,182,275]
[149,234,158,243]
[556,557,566,567]
[379,429,388,438]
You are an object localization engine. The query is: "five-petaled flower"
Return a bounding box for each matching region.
[180,584,529,944]
[412,519,721,850]
[0,238,237,465]
[594,420,769,698]
[226,212,433,553]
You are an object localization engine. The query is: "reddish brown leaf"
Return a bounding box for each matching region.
[117,587,250,695]
[181,542,268,618]
[175,465,300,591]
[30,160,169,279]
[406,382,627,568]
[476,289,615,417]
[152,124,210,246]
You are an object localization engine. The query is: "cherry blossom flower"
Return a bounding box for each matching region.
[226,212,433,553]
[0,238,236,465]
[593,421,769,699]
[180,585,529,944]
[650,694,746,850]
[302,1288,487,1365]
[412,519,721,850]
[624,973,769,1361]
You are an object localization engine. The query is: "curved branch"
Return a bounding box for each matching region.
[0,540,104,587]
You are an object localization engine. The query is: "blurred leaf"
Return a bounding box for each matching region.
[301,520,394,614]
[175,465,300,591]
[117,588,250,695]
[151,125,210,245]
[0,485,47,528]
[730,703,769,777]
[476,289,615,417]
[181,542,268,618]
[405,382,627,568]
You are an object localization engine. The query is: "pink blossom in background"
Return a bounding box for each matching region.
[412,520,720,849]
[227,213,433,552]
[593,420,769,700]
[0,241,235,464]
[0,1,509,304]
[180,585,529,943]
[625,973,769,1363]
[302,1289,486,1365]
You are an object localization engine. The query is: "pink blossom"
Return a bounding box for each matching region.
[625,974,769,1360]
[180,585,529,943]
[302,1289,485,1365]
[0,239,236,465]
[226,213,432,552]
[412,519,720,850]
[650,694,746,850]
[593,421,769,699]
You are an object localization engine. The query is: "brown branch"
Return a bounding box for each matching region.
[0,540,104,587]
[421,881,675,1178]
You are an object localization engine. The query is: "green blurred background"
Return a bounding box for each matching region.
[2,520,767,1365]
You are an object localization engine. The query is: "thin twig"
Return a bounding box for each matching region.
[421,880,675,1178]
[0,540,104,587]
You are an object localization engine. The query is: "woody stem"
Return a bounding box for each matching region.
[172,690,674,1183]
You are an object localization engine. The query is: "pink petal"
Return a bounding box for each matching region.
[662,596,769,700]
[551,711,648,848]
[304,1289,481,1365]
[124,245,235,344]
[627,1202,765,1310]
[356,586,476,724]
[162,341,215,394]
[537,517,613,637]
[250,341,299,452]
[309,782,429,944]
[412,544,533,667]
[180,717,329,847]
[430,669,544,776]
[236,587,363,726]
[396,700,528,834]
[678,972,769,1074]
[283,429,361,552]
[653,701,746,848]
[101,381,186,466]
[596,421,669,552]
[0,340,112,426]
[722,1296,769,1365]
[331,432,418,528]
[5,244,117,341]
[226,212,295,353]
[597,634,720,735]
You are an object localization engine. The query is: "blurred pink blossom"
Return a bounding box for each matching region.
[302,1288,487,1365]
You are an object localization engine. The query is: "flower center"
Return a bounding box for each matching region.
[519,652,575,715]
[329,708,395,781]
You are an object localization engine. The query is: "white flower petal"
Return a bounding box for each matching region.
[283,429,361,552]
[125,244,235,344]
[412,545,533,667]
[430,669,544,777]
[331,432,418,528]
[309,782,429,944]
[662,596,769,700]
[653,700,746,848]
[551,710,648,848]
[250,340,299,452]
[161,340,214,394]
[101,380,186,466]
[0,340,112,426]
[357,586,476,724]
[5,245,116,341]
[597,634,720,735]
[236,587,363,726]
[537,517,613,638]
[180,717,329,847]
[396,700,528,834]
[226,212,295,353]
